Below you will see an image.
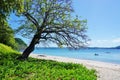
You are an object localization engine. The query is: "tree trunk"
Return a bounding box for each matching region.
[17,33,40,60]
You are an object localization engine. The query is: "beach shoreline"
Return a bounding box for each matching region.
[30,53,120,80]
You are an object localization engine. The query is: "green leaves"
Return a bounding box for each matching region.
[0,0,24,26]
[0,25,17,49]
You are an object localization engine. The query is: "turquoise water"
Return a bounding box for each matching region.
[33,48,120,64]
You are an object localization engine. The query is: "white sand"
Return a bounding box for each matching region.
[30,54,120,80]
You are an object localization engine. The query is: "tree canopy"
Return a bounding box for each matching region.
[0,0,24,27]
[16,0,89,59]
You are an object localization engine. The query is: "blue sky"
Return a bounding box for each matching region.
[10,0,120,47]
[72,0,120,47]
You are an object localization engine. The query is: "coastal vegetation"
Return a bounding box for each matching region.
[1,0,89,60]
[0,0,27,50]
[0,1,95,79]
[15,0,89,60]
[0,43,97,80]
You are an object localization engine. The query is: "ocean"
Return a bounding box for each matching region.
[33,48,120,64]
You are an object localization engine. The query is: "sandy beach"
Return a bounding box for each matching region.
[30,54,120,80]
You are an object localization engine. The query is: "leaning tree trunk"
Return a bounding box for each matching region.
[17,33,40,60]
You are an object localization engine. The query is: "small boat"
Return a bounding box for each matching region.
[94,53,99,56]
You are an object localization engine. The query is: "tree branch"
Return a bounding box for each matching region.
[23,12,39,30]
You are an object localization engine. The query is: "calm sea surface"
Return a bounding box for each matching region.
[33,48,120,64]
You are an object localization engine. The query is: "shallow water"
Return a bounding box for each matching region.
[33,48,120,64]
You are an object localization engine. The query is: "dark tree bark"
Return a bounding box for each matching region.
[17,33,40,60]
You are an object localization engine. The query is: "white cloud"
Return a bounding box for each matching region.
[112,38,120,43]
[89,38,120,47]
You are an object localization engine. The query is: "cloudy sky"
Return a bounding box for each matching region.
[73,0,120,47]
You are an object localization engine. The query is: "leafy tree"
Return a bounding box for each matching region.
[17,0,89,60]
[0,24,17,49]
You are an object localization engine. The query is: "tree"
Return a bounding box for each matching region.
[17,0,89,60]
[0,24,17,49]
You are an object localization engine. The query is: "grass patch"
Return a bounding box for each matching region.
[0,43,97,80]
